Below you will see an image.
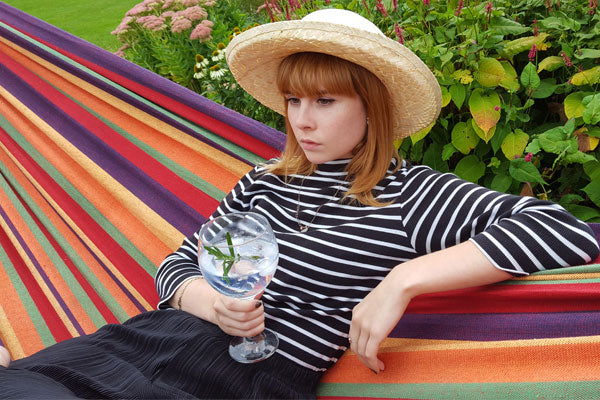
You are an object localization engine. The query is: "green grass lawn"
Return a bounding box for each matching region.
[4,0,140,52]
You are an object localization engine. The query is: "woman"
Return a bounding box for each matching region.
[1,8,598,399]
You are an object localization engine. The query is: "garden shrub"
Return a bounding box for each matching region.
[114,0,600,221]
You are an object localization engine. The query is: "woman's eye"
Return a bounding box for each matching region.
[317,98,334,105]
[285,97,300,104]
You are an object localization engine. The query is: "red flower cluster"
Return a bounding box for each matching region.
[455,0,464,16]
[376,0,388,16]
[524,153,533,162]
[395,22,405,44]
[560,51,573,67]
[528,44,537,62]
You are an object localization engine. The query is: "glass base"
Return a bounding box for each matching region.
[228,328,279,363]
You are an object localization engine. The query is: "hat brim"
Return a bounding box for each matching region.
[226,20,441,139]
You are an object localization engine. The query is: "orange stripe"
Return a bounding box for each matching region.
[322,338,600,384]
[0,147,143,319]
[0,264,43,358]
[0,37,250,191]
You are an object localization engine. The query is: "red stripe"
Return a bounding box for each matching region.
[407,282,600,314]
[5,177,120,325]
[9,25,281,161]
[0,126,159,306]
[0,50,220,219]
[0,225,73,342]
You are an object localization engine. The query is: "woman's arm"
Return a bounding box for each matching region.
[349,240,511,373]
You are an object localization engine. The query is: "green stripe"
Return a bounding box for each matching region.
[0,232,55,348]
[317,381,600,399]
[0,113,156,278]
[499,264,600,285]
[0,21,267,166]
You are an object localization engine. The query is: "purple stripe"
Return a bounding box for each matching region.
[392,311,600,341]
[0,202,85,336]
[0,3,286,151]
[0,62,206,232]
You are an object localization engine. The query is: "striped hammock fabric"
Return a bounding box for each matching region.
[1,3,600,399]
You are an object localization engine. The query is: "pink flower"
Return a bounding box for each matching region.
[171,17,193,33]
[494,105,500,111]
[190,19,213,41]
[485,1,493,14]
[126,3,148,16]
[181,0,200,6]
[423,0,430,6]
[288,0,301,11]
[528,44,536,62]
[533,19,539,36]
[560,51,573,67]
[376,0,388,17]
[455,0,464,16]
[394,22,405,44]
[114,44,130,58]
[136,15,166,31]
[393,0,399,12]
[181,5,208,21]
[264,0,276,22]
[111,16,134,35]
[162,0,175,9]
[524,153,533,162]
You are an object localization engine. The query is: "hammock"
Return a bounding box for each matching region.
[1,3,600,398]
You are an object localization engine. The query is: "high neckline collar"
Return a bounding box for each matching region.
[314,158,352,173]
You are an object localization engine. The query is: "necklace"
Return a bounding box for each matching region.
[295,177,343,232]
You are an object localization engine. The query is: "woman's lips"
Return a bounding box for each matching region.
[301,139,320,151]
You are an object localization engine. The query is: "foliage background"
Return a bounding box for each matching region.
[111,0,599,221]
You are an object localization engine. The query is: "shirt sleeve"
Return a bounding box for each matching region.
[399,165,600,276]
[154,163,266,309]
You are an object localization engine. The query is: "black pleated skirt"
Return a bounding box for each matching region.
[0,310,322,399]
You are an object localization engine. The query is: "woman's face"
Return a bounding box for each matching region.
[285,91,367,164]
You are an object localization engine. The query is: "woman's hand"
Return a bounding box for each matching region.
[211,295,265,337]
[349,267,411,373]
[0,345,10,368]
[349,240,512,374]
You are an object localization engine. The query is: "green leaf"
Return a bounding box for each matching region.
[537,56,564,73]
[501,129,529,160]
[574,48,600,60]
[454,155,485,183]
[571,66,600,86]
[440,86,451,107]
[583,180,600,208]
[531,78,557,99]
[489,16,529,35]
[582,94,600,125]
[471,118,495,143]
[501,33,549,58]
[509,158,546,185]
[451,121,480,154]
[423,142,449,173]
[564,204,600,222]
[499,61,520,92]
[411,122,434,144]
[564,92,592,119]
[450,84,466,110]
[442,143,457,161]
[587,126,600,138]
[539,15,581,31]
[490,174,513,193]
[584,161,600,181]
[475,58,506,88]
[469,88,501,134]
[563,151,597,164]
[520,62,541,89]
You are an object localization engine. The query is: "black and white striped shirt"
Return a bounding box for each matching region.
[155,158,599,371]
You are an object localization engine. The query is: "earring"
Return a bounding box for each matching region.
[366,117,370,125]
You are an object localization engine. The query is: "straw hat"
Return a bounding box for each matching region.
[226,9,442,138]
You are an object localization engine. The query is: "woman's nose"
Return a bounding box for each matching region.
[293,101,315,130]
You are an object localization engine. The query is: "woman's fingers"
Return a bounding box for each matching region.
[213,296,265,336]
[0,345,11,368]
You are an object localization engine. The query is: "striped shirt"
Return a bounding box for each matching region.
[155,158,599,372]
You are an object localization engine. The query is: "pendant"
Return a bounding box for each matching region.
[299,225,309,233]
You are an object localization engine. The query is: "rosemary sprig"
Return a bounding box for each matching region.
[203,232,239,284]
